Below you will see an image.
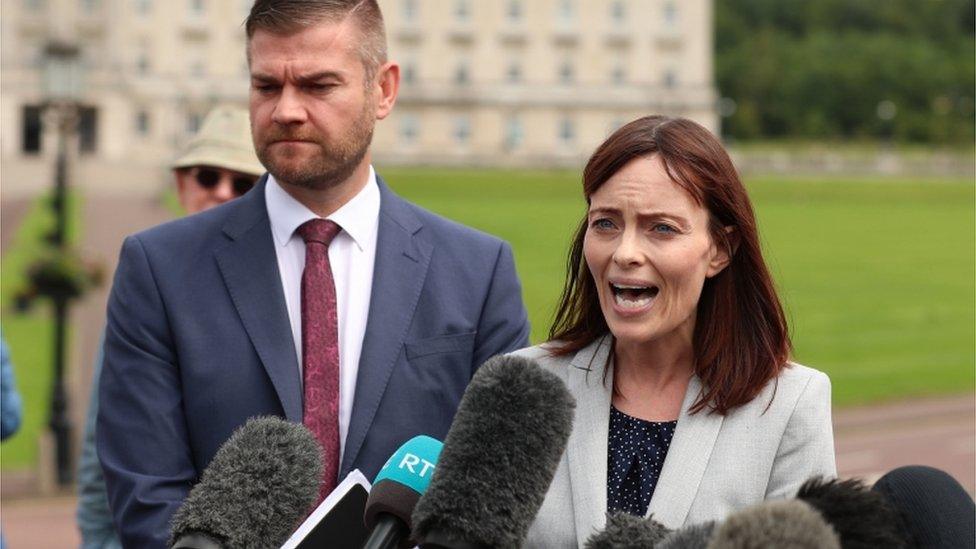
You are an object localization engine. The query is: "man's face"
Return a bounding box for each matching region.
[176,166,258,214]
[248,19,377,191]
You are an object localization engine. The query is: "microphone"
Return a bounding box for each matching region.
[169,416,322,549]
[797,476,906,548]
[411,354,576,548]
[656,521,715,549]
[362,435,443,549]
[708,499,841,549]
[583,512,670,548]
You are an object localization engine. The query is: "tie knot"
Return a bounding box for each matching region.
[297,218,341,246]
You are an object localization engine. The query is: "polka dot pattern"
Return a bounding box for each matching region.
[606,405,677,517]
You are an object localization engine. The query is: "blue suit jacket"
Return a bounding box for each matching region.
[97,176,530,548]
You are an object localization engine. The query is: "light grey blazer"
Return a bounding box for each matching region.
[516,336,836,548]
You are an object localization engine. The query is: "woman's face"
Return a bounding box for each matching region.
[583,155,730,350]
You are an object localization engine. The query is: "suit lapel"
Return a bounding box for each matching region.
[646,375,725,527]
[214,177,303,422]
[567,337,614,547]
[340,178,432,475]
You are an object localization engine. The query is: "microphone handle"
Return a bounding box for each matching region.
[361,513,407,549]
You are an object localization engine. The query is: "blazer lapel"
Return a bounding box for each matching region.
[340,178,432,475]
[214,178,303,422]
[646,375,725,527]
[567,337,614,547]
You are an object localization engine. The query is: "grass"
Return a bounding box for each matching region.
[1,169,972,469]
[1,192,82,470]
[381,168,975,407]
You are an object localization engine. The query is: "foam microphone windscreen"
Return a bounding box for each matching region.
[871,465,976,549]
[169,416,322,548]
[796,476,906,549]
[411,354,576,548]
[656,521,716,549]
[707,500,841,549]
[583,511,671,548]
[363,435,444,548]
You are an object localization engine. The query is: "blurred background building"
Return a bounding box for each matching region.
[0,0,716,193]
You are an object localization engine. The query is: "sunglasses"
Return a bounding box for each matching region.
[193,167,258,196]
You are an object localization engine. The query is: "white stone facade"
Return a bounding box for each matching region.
[1,0,716,192]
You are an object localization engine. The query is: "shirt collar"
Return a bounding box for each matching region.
[265,166,380,252]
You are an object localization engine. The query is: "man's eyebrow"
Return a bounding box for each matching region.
[250,72,278,83]
[296,71,344,84]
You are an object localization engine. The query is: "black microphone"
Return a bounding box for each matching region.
[411,354,576,548]
[583,512,671,548]
[798,476,907,548]
[169,416,323,549]
[362,435,443,549]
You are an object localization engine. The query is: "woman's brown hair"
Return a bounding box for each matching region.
[548,115,791,415]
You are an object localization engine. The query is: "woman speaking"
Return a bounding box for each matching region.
[519,116,835,547]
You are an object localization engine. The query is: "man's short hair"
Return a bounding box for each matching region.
[245,0,387,82]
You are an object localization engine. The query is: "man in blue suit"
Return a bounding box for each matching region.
[97,1,530,546]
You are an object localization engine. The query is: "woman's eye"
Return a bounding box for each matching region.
[653,223,678,234]
[591,218,616,230]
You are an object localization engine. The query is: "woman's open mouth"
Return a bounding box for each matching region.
[610,282,659,309]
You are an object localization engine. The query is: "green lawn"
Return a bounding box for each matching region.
[1,170,972,470]
[382,168,975,407]
[1,193,81,470]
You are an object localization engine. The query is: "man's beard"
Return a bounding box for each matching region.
[256,103,375,191]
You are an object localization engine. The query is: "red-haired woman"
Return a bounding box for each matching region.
[518,116,836,547]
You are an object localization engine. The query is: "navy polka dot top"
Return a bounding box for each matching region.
[607,405,677,517]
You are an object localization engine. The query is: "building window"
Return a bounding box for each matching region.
[558,117,575,145]
[611,65,626,86]
[402,0,417,22]
[22,105,43,154]
[80,0,100,13]
[506,62,522,84]
[454,61,470,86]
[136,51,151,74]
[402,61,417,85]
[558,61,574,85]
[664,69,677,88]
[135,110,150,136]
[505,115,524,150]
[454,0,470,22]
[134,0,151,14]
[664,1,678,27]
[187,112,202,134]
[453,115,471,145]
[608,118,626,135]
[610,0,626,25]
[506,0,522,22]
[557,0,574,23]
[24,0,45,11]
[399,114,418,145]
[191,60,206,78]
[189,0,205,16]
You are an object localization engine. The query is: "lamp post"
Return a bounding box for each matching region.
[41,40,83,487]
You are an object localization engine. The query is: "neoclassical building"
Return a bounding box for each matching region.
[1,0,716,190]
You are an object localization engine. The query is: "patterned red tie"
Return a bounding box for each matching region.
[297,218,342,503]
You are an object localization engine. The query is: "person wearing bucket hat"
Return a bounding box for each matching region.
[75,105,262,549]
[171,105,265,213]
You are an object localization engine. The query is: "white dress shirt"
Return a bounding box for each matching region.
[265,168,380,463]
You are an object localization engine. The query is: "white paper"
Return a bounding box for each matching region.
[280,469,372,549]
